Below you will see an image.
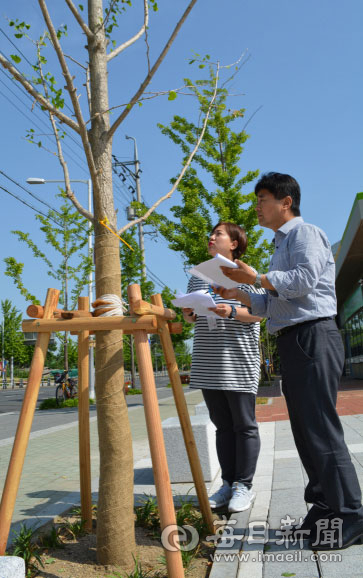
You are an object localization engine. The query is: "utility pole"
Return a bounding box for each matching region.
[125,135,146,281]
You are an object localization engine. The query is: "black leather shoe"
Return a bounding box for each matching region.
[290,506,335,543]
[298,505,334,531]
[309,516,363,551]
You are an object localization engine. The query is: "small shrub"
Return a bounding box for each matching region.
[39,398,58,410]
[38,526,64,549]
[61,518,86,539]
[159,544,200,570]
[256,397,268,405]
[62,398,79,407]
[108,555,156,577]
[134,496,160,531]
[39,397,95,410]
[126,388,143,395]
[12,523,44,577]
[175,494,208,540]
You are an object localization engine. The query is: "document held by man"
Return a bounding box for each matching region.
[171,290,219,318]
[188,253,239,288]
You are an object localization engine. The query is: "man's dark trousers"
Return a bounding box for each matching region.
[277,318,362,516]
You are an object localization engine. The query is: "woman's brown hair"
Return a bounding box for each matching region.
[211,222,247,260]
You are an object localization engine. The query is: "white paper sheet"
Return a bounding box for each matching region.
[171,290,219,318]
[188,253,239,289]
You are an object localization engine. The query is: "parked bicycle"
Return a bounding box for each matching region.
[54,371,78,406]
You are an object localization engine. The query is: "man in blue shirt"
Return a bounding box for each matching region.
[218,172,363,550]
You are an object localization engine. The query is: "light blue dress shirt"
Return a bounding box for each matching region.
[250,217,337,334]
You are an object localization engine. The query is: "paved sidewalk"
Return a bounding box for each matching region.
[0,388,205,546]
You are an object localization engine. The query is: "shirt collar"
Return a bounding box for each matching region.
[276,216,304,237]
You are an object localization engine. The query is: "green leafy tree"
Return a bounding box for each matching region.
[148,66,271,270]
[5,195,92,372]
[0,300,30,366]
[5,194,93,309]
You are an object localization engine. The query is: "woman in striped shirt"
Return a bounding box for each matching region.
[183,222,263,512]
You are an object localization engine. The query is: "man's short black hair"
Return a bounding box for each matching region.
[255,172,301,216]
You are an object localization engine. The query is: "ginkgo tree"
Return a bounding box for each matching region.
[5,193,93,371]
[0,0,223,568]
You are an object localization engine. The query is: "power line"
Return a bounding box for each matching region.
[0,170,91,238]
[0,184,60,225]
[145,265,167,288]
[0,28,80,117]
[0,65,87,159]
[0,77,88,176]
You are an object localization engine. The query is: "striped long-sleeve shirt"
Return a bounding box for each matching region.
[187,276,263,394]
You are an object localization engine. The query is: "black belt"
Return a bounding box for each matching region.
[276,316,335,338]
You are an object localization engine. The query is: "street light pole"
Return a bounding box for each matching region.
[1,317,5,388]
[26,177,95,398]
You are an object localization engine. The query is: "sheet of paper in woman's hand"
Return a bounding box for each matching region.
[188,253,239,288]
[171,290,219,318]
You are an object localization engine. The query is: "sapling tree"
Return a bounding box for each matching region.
[0,0,219,567]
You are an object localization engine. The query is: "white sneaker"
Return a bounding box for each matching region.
[208,480,232,509]
[228,482,256,512]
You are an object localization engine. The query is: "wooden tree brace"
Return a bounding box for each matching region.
[22,315,157,333]
[69,322,183,336]
[131,299,176,320]
[26,304,92,319]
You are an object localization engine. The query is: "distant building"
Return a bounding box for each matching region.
[334,193,363,379]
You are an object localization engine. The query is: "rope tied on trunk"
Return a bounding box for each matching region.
[92,294,127,317]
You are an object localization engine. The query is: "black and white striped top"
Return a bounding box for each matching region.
[187,276,263,394]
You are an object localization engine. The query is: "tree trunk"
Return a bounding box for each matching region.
[88,0,136,566]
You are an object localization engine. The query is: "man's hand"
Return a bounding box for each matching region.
[211,286,239,300]
[213,286,252,308]
[220,259,256,284]
[208,304,232,318]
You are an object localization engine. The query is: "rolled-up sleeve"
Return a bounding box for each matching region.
[250,292,268,317]
[266,225,331,301]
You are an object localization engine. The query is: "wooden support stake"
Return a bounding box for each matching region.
[69,321,183,337]
[77,297,93,532]
[128,285,184,578]
[26,304,92,319]
[0,289,60,555]
[22,315,157,333]
[132,299,176,320]
[151,294,215,535]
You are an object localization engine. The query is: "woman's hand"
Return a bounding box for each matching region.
[182,308,196,323]
[208,304,232,318]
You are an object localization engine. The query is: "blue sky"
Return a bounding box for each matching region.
[0,0,362,315]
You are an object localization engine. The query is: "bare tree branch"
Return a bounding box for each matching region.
[107,0,148,62]
[117,62,220,236]
[64,0,93,39]
[107,0,198,141]
[36,38,93,221]
[38,0,98,185]
[64,52,87,70]
[0,53,80,134]
[63,54,92,117]
[86,85,195,123]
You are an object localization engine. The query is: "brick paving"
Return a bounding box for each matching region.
[256,378,363,423]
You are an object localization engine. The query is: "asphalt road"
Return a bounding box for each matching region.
[0,376,191,441]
